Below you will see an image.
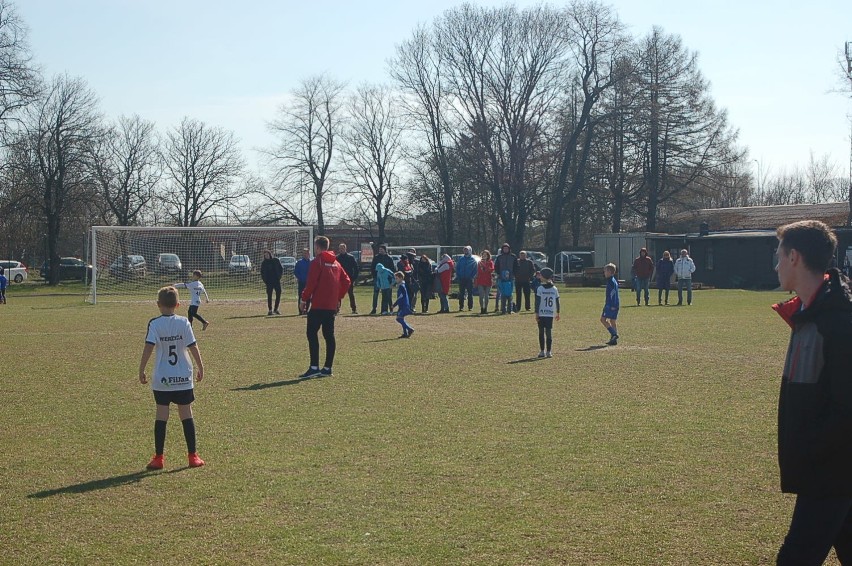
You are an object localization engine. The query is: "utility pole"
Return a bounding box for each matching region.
[846,42,852,224]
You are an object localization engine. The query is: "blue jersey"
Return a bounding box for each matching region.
[0,274,7,290]
[605,275,620,310]
[394,282,411,315]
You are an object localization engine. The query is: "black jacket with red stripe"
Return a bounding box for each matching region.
[773,268,852,496]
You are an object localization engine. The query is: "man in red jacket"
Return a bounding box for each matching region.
[299,236,351,378]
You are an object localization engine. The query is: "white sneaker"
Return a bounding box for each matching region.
[537,351,546,358]
[546,351,553,358]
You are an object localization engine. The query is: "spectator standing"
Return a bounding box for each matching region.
[655,251,675,305]
[370,244,396,315]
[515,251,536,311]
[374,262,395,315]
[299,236,350,378]
[674,249,696,306]
[475,250,495,314]
[260,250,284,315]
[416,255,434,313]
[405,248,420,307]
[336,243,360,314]
[632,248,654,306]
[771,220,852,564]
[397,254,415,307]
[0,267,6,304]
[294,248,311,314]
[455,246,478,311]
[436,254,455,313]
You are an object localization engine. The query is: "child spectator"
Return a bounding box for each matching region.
[475,250,495,314]
[393,271,414,338]
[0,267,7,304]
[375,262,395,315]
[601,263,620,345]
[174,270,210,330]
[139,286,206,470]
[531,270,542,295]
[535,268,560,358]
[498,269,514,314]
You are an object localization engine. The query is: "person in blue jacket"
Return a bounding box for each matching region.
[455,246,478,311]
[294,248,312,314]
[600,263,620,345]
[392,271,414,338]
[375,262,395,315]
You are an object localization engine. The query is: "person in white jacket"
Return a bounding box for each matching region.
[674,249,696,305]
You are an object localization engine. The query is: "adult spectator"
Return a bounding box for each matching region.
[397,253,416,306]
[475,250,495,314]
[674,249,696,306]
[771,220,852,564]
[632,248,655,306]
[515,251,536,312]
[369,244,396,315]
[294,248,311,314]
[299,236,350,378]
[436,254,455,313]
[655,251,675,305]
[455,246,478,311]
[416,255,434,313]
[260,250,284,315]
[336,243,360,314]
[494,243,518,290]
[405,248,420,307]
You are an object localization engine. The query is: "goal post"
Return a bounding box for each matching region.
[88,226,313,304]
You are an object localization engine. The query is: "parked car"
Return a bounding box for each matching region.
[109,255,147,278]
[524,251,548,271]
[554,251,584,273]
[228,254,253,274]
[278,256,296,274]
[40,257,93,281]
[0,260,28,283]
[156,253,183,274]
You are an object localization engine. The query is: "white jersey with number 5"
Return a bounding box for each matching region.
[145,314,197,391]
[175,280,207,306]
[536,285,560,318]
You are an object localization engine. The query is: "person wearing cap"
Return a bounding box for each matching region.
[535,267,560,358]
[456,246,478,311]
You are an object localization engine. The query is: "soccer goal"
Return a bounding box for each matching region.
[88,226,313,304]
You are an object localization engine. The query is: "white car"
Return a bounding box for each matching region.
[0,260,28,283]
[228,254,253,274]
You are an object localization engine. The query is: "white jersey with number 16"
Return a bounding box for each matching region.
[145,314,197,391]
[536,285,560,318]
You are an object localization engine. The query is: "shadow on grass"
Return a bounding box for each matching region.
[28,467,189,498]
[576,345,608,351]
[507,357,546,364]
[232,373,329,391]
[225,313,302,320]
[363,337,403,343]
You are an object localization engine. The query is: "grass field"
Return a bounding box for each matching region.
[0,285,839,565]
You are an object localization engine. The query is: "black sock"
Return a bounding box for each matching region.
[154,419,167,456]
[181,418,197,454]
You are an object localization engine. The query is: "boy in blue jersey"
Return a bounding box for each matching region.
[139,286,206,470]
[0,267,7,304]
[601,263,620,346]
[393,272,414,338]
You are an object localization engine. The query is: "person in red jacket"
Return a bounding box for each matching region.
[299,236,351,378]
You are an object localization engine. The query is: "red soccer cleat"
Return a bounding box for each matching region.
[188,452,205,468]
[146,454,164,470]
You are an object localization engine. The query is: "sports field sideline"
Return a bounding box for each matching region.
[1,287,837,565]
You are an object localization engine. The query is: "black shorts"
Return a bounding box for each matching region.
[153,388,195,406]
[537,317,554,330]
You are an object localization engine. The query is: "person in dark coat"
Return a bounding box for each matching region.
[771,220,852,564]
[415,255,434,313]
[336,243,360,314]
[655,251,675,305]
[370,244,396,315]
[514,251,536,312]
[260,250,284,315]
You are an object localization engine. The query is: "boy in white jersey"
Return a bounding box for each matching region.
[535,268,560,358]
[139,286,206,470]
[174,270,210,330]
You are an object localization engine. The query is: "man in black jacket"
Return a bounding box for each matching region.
[369,244,396,315]
[772,220,852,565]
[514,251,536,312]
[336,243,360,314]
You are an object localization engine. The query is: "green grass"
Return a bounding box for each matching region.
[0,288,837,564]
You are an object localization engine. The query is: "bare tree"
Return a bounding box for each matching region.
[7,75,101,284]
[0,0,39,138]
[266,75,345,233]
[391,25,457,244]
[89,115,160,226]
[161,117,245,227]
[341,84,407,244]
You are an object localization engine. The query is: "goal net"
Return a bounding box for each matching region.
[88,226,313,304]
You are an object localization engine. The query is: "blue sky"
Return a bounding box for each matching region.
[18,0,852,183]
